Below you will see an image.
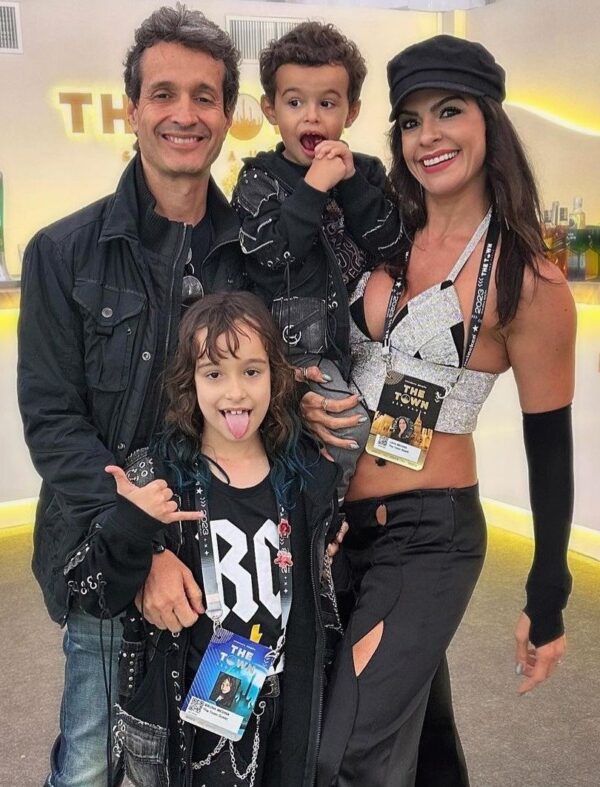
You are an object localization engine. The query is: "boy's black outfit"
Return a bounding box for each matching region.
[232,143,403,379]
[64,441,344,787]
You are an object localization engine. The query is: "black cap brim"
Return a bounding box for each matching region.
[389,78,486,121]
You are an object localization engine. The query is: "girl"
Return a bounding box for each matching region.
[64,291,344,787]
[303,36,575,787]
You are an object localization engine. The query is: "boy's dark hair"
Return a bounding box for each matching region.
[260,21,367,105]
[124,2,240,116]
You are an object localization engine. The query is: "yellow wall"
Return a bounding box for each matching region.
[467,0,600,223]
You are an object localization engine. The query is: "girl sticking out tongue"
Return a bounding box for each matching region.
[223,409,251,440]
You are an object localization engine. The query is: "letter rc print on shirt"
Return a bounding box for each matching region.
[210,518,282,623]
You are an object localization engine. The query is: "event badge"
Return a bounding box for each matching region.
[180,626,274,741]
[366,370,445,471]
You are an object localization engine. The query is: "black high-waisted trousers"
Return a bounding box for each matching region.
[317,485,487,787]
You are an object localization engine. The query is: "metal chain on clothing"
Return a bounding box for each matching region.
[321,553,344,634]
[191,735,227,769]
[191,700,266,784]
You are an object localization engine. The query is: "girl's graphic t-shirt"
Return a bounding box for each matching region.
[188,473,284,680]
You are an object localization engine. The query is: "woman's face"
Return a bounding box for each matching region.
[397,417,407,434]
[396,89,487,200]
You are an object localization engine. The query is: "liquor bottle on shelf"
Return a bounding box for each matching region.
[553,224,569,278]
[566,228,588,281]
[542,209,566,277]
[558,205,570,228]
[570,197,586,229]
[587,227,600,281]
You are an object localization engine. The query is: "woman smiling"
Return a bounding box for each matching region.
[308,35,576,787]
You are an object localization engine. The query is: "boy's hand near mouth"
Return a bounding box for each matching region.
[314,139,355,180]
[305,140,353,192]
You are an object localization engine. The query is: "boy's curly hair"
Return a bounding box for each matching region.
[260,21,367,105]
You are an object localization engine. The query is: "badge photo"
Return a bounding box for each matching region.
[367,370,445,471]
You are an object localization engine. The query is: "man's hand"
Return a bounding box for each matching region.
[105,465,202,524]
[514,611,566,695]
[136,550,204,633]
[314,140,355,180]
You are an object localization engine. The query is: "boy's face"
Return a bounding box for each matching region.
[261,63,360,167]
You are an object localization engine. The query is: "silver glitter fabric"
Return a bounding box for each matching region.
[349,271,498,434]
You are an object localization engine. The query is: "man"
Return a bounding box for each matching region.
[17,6,244,786]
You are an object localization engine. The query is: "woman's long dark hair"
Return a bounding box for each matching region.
[388,95,547,326]
[154,291,315,508]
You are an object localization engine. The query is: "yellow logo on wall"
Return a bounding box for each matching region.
[230,94,263,141]
[55,91,133,136]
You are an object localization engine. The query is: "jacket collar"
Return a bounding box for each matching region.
[99,155,240,253]
[242,142,309,193]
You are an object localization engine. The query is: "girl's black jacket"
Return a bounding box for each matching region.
[64,439,344,787]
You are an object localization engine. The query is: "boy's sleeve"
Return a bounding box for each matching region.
[232,167,330,270]
[334,156,403,260]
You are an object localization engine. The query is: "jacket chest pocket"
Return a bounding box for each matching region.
[73,280,146,392]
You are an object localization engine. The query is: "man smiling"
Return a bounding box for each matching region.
[17,6,244,786]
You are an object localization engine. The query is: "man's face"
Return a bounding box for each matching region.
[128,41,232,183]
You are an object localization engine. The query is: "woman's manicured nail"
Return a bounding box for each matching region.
[358,415,368,423]
[515,663,523,676]
[349,441,360,450]
[322,374,332,382]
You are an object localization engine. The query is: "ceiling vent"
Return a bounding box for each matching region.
[0,2,22,53]
[227,16,305,62]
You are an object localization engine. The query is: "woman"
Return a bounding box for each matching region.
[304,36,576,787]
[390,415,413,443]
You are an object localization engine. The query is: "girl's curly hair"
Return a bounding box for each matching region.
[157,291,314,506]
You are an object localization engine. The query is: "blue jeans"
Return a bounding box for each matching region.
[46,609,123,787]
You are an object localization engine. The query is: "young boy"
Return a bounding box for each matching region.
[232,21,403,500]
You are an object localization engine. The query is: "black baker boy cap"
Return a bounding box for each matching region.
[387,35,506,121]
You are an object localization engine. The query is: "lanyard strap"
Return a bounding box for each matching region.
[382,208,497,365]
[195,483,293,635]
[462,211,499,369]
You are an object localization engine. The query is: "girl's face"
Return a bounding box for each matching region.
[396,89,487,200]
[220,677,232,694]
[194,323,271,452]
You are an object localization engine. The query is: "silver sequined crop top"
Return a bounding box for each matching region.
[349,249,499,435]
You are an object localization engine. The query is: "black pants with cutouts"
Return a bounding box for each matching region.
[318,485,486,787]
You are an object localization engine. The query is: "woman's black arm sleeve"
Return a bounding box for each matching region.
[522,404,574,647]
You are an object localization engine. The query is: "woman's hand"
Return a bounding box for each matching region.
[296,365,365,458]
[301,391,364,458]
[326,520,350,559]
[514,611,566,695]
[105,465,201,524]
